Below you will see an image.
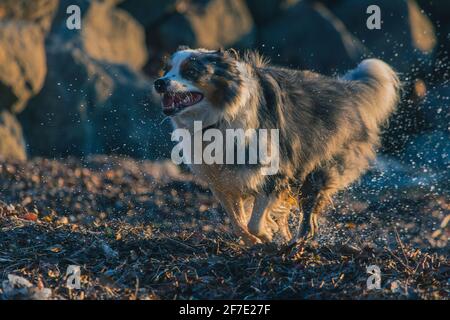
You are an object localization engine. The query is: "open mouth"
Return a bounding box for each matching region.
[161,92,204,116]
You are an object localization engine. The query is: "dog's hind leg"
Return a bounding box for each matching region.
[297,191,332,240]
[291,171,334,243]
[292,153,367,244]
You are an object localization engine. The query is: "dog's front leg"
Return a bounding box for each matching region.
[211,189,262,245]
[247,193,279,242]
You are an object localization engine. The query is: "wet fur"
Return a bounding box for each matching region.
[157,48,400,245]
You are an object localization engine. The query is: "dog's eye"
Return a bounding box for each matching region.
[185,68,199,78]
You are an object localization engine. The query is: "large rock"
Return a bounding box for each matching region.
[81,1,148,70]
[245,0,286,27]
[185,0,254,49]
[154,0,255,49]
[258,1,367,74]
[0,0,59,34]
[0,110,27,161]
[19,43,171,159]
[324,0,437,75]
[0,21,47,113]
[143,0,255,76]
[18,0,171,159]
[117,0,178,28]
[50,0,148,71]
[416,0,450,83]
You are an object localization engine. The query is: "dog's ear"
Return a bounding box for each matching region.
[177,45,190,51]
[214,48,239,60]
[214,47,225,55]
[225,48,239,60]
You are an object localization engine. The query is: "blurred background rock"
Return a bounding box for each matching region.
[0,0,448,181]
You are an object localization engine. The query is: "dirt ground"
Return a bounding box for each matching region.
[0,156,448,299]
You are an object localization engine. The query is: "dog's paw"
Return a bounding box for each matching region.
[252,228,275,243]
[258,231,273,243]
[248,225,272,243]
[239,234,262,246]
[247,216,279,243]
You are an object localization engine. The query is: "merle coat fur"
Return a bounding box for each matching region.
[156,48,400,245]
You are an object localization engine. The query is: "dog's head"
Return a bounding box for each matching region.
[154,46,243,129]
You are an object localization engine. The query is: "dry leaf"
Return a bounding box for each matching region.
[346,222,356,229]
[48,245,62,253]
[22,212,38,221]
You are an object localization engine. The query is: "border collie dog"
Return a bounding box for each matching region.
[154,46,400,246]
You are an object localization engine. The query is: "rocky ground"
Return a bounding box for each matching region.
[0,156,448,299]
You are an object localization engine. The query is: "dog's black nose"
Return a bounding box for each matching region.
[154,78,168,93]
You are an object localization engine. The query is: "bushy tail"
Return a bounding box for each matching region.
[343,59,400,125]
